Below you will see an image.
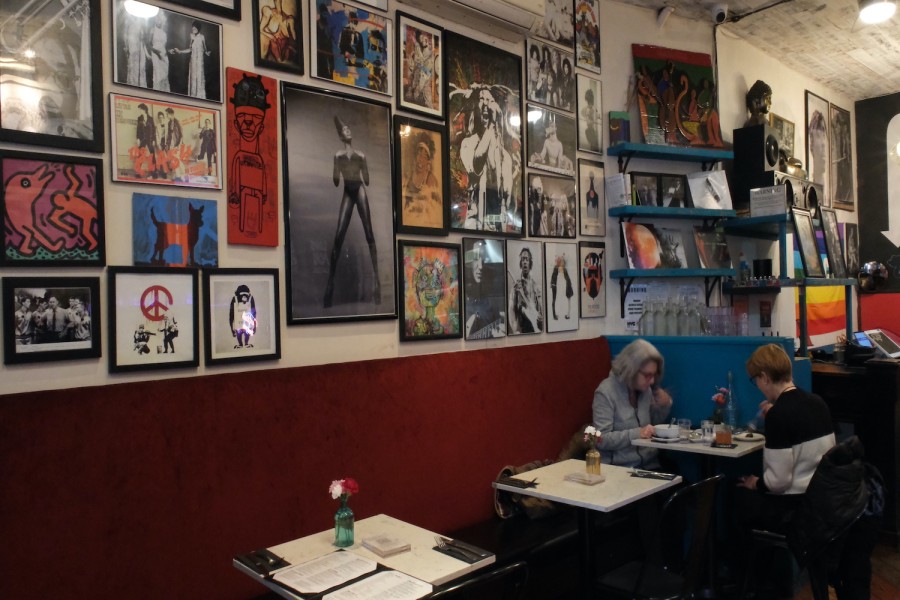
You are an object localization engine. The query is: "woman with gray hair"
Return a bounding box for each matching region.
[592,338,673,469]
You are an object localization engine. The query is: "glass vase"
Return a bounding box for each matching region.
[585,448,602,475]
[334,495,354,548]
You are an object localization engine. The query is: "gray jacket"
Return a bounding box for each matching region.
[592,376,671,469]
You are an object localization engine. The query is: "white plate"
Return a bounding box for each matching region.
[734,432,764,442]
[650,436,682,443]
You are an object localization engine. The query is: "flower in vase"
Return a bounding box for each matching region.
[711,386,728,422]
[329,477,360,500]
[583,425,602,447]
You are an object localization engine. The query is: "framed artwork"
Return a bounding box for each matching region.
[630,172,659,207]
[578,241,605,318]
[110,93,222,189]
[818,208,847,279]
[252,0,302,74]
[108,266,199,373]
[844,223,859,276]
[2,277,100,365]
[446,31,523,236]
[526,105,576,177]
[577,159,604,237]
[535,0,574,47]
[769,112,795,159]
[393,116,448,235]
[132,194,217,267]
[281,84,396,324]
[693,226,731,269]
[167,0,241,20]
[525,39,575,112]
[398,240,461,342]
[660,174,690,208]
[112,1,223,103]
[396,12,442,118]
[354,0,387,8]
[791,207,825,278]
[622,222,662,269]
[506,239,544,336]
[0,0,103,152]
[203,268,281,365]
[543,241,579,333]
[829,104,854,211]
[311,0,392,96]
[574,0,601,74]
[1,150,105,267]
[526,173,576,239]
[686,170,732,210]
[576,74,602,154]
[805,91,830,197]
[462,238,506,340]
[225,69,279,246]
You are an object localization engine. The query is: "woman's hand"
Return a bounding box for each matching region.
[759,399,773,416]
[652,388,673,409]
[639,424,655,439]
[737,475,759,490]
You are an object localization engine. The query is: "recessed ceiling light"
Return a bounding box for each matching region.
[859,0,896,24]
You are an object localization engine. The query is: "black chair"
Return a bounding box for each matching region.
[428,560,529,599]
[595,473,725,600]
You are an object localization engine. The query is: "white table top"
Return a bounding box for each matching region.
[491,459,682,513]
[632,436,764,458]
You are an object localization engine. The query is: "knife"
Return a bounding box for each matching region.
[435,543,480,563]
[439,537,491,558]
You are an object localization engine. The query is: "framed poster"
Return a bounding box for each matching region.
[525,39,575,112]
[226,69,279,246]
[574,0,601,74]
[394,116,448,235]
[446,31,523,236]
[805,91,830,197]
[526,105,576,177]
[2,277,100,365]
[576,74,602,154]
[535,0,574,47]
[818,208,847,279]
[282,83,396,324]
[0,0,104,152]
[132,194,217,267]
[769,112,795,160]
[108,266,199,373]
[252,0,301,74]
[506,239,544,336]
[112,1,223,103]
[830,104,854,211]
[630,172,659,206]
[1,150,105,267]
[791,207,825,278]
[660,174,689,208]
[578,241,605,318]
[110,93,222,189]
[311,0,392,95]
[544,241,579,333]
[462,238,506,340]
[398,240,461,342]
[526,173,576,239]
[844,222,859,276]
[203,268,281,365]
[396,12,442,118]
[167,0,241,20]
[577,159,604,237]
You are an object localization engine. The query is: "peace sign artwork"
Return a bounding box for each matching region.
[108,266,199,373]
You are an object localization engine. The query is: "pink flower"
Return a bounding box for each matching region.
[329,477,360,499]
[711,387,729,406]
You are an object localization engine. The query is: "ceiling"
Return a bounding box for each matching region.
[611,0,900,102]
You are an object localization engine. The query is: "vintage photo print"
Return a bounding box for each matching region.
[543,241,579,333]
[506,239,544,336]
[397,12,442,118]
[576,74,602,154]
[769,113,794,159]
[525,39,575,112]
[394,116,447,235]
[526,105,576,177]
[844,222,859,276]
[398,240,461,341]
[577,159,604,237]
[527,173,576,239]
[574,0,601,74]
[253,0,302,74]
[631,172,659,206]
[132,194,217,268]
[535,0,574,47]
[830,104,854,211]
[462,238,506,340]
[660,174,689,208]
[805,91,830,194]
[578,241,605,318]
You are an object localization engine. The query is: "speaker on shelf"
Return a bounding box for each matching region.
[734,124,780,173]
[803,180,823,218]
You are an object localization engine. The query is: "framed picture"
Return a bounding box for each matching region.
[622,222,666,269]
[462,238,506,340]
[446,31,523,235]
[630,172,659,206]
[110,93,222,189]
[693,226,731,269]
[0,0,103,152]
[659,174,690,208]
[203,268,281,365]
[830,104,854,211]
[535,0,574,46]
[132,194,218,267]
[354,0,387,8]
[526,105,576,177]
[844,222,859,276]
[394,116,448,235]
[686,170,732,210]
[577,159,605,236]
[1,150,105,267]
[525,39,575,112]
[166,0,241,20]
[108,266,199,373]
[543,241,579,333]
[818,208,847,279]
[791,207,825,278]
[769,112,795,160]
[578,241,605,318]
[2,277,100,365]
[396,12,442,118]
[574,0,601,74]
[112,1,223,103]
[282,84,396,324]
[506,239,544,336]
[311,0,392,95]
[252,0,302,73]
[805,91,830,195]
[398,240,461,341]
[576,74,602,154]
[526,173,576,239]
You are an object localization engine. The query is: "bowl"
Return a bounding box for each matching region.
[653,424,680,439]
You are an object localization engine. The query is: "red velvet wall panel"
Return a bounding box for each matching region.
[860,293,900,334]
[0,337,610,600]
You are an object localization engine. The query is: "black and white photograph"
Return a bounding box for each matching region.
[526,39,575,112]
[574,0,601,74]
[769,112,794,160]
[526,105,576,177]
[830,104,854,211]
[818,208,847,279]
[167,0,241,21]
[686,170,732,210]
[543,241,579,333]
[805,91,829,197]
[578,159,604,236]
[535,0,574,47]
[462,238,506,340]
[791,207,825,278]
[576,74,602,154]
[281,84,396,324]
[630,172,658,206]
[578,241,605,318]
[844,222,859,276]
[527,173,576,239]
[113,1,223,103]
[506,239,544,336]
[660,174,689,208]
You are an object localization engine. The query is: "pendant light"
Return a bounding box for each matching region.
[859,0,896,24]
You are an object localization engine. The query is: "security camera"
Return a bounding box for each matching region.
[711,3,728,24]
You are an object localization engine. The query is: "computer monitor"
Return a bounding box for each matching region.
[863,329,900,358]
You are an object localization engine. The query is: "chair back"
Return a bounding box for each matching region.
[428,560,528,599]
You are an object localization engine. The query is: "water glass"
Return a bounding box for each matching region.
[677,418,692,439]
[701,419,715,441]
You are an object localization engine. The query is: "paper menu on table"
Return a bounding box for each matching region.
[323,570,432,600]
[272,551,377,594]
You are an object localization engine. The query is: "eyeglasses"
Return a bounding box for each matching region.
[638,369,657,380]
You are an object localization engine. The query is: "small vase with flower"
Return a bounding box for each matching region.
[329,477,359,548]
[583,425,602,475]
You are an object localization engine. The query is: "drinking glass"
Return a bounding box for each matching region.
[701,419,715,441]
[715,424,733,445]
[677,418,692,439]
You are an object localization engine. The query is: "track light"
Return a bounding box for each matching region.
[859,0,896,24]
[656,6,674,29]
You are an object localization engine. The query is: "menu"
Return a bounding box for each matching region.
[272,551,377,594]
[323,571,432,600]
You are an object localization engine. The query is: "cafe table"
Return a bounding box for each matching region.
[233,513,496,599]
[632,434,765,476]
[492,458,682,594]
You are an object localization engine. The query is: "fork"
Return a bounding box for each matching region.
[434,536,479,560]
